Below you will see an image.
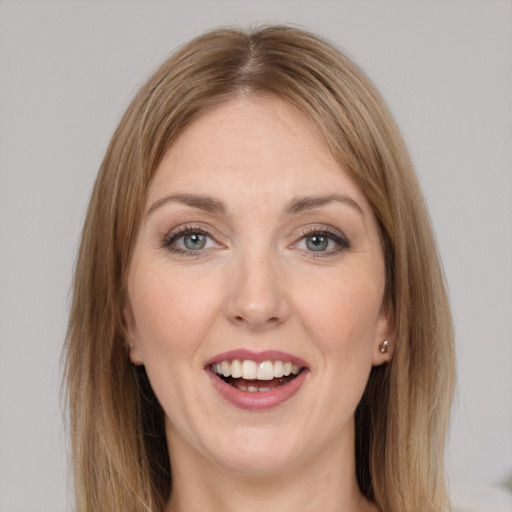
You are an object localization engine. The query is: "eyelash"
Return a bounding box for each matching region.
[161,225,350,257]
[162,225,217,256]
[294,227,350,257]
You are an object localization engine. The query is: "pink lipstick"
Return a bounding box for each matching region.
[205,350,309,411]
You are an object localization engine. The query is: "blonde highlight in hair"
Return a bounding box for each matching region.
[64,25,454,512]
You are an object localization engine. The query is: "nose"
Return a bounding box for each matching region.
[224,251,290,331]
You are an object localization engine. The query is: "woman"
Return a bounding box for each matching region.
[64,25,455,512]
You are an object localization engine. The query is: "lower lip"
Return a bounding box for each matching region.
[206,370,308,411]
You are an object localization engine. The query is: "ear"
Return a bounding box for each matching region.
[122,301,144,366]
[371,305,396,366]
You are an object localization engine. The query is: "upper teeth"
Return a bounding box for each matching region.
[211,360,301,380]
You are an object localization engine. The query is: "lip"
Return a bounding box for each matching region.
[205,349,309,411]
[205,349,309,368]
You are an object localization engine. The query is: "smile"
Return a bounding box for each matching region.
[211,359,303,392]
[206,350,309,410]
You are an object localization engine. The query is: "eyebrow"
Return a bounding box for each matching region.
[284,194,364,216]
[146,192,363,218]
[146,193,227,217]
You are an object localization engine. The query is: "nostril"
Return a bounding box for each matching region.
[234,314,280,325]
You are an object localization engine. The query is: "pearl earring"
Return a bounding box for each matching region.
[379,340,390,353]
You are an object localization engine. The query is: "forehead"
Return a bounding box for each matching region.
[147,95,369,212]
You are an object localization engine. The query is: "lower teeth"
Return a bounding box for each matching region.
[237,385,272,393]
[228,375,295,392]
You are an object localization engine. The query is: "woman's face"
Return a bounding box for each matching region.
[126,95,393,476]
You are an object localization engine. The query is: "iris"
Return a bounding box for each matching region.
[306,235,329,251]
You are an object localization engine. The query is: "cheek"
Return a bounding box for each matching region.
[129,266,222,361]
[127,268,223,428]
[296,267,384,354]
[295,266,383,400]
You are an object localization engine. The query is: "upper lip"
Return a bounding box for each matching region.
[204,349,309,369]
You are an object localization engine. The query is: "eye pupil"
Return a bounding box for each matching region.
[306,235,328,251]
[184,233,207,250]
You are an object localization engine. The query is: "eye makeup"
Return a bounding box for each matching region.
[160,221,351,260]
[294,225,350,254]
[161,224,222,256]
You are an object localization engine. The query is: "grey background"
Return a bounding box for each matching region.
[0,1,511,510]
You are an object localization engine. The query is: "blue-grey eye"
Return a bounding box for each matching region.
[294,230,349,254]
[183,233,207,250]
[164,228,217,253]
[305,235,330,251]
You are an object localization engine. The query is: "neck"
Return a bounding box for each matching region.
[164,424,377,512]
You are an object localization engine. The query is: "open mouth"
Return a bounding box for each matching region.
[210,359,305,393]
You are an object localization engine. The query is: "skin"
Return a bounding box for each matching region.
[126,95,394,512]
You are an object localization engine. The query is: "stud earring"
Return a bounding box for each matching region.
[379,340,390,353]
[129,341,134,350]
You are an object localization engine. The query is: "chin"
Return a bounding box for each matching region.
[200,422,308,477]
[214,445,303,477]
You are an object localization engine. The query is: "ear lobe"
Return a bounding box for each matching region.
[122,303,144,366]
[372,338,395,366]
[372,306,396,366]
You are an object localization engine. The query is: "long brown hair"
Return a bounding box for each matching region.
[64,25,455,512]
